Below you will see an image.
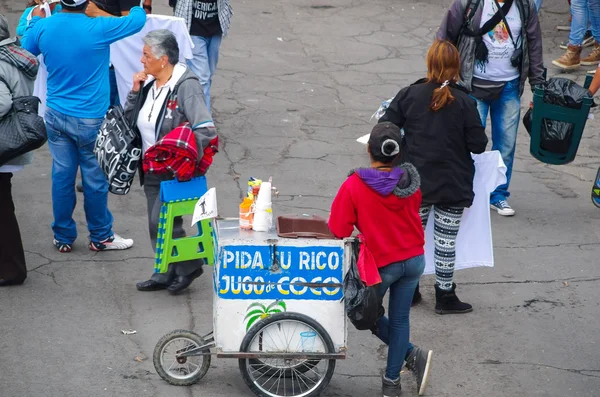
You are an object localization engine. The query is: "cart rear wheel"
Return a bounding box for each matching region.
[153,329,211,386]
[249,358,319,378]
[238,312,336,397]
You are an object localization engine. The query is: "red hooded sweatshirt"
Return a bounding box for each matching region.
[328,164,424,268]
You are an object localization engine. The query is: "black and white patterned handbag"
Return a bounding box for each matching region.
[94,105,141,195]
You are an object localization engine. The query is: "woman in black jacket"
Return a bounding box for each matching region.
[379,40,488,314]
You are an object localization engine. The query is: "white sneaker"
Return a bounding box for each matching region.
[490,200,515,216]
[89,233,134,251]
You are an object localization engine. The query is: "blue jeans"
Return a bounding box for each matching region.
[373,255,425,380]
[569,0,600,45]
[187,34,222,113]
[109,66,120,107]
[475,78,521,203]
[533,0,543,11]
[45,107,114,244]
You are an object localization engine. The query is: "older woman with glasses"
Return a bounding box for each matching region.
[124,29,217,294]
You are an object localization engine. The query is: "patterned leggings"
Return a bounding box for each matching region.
[419,205,464,291]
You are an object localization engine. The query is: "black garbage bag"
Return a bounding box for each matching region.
[524,78,590,154]
[523,107,532,133]
[343,240,382,331]
[543,78,588,109]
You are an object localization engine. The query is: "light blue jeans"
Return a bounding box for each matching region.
[373,255,425,381]
[45,107,114,244]
[187,34,222,113]
[475,78,521,204]
[534,0,542,11]
[569,0,600,45]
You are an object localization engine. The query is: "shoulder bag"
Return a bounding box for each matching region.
[94,102,142,195]
[0,76,46,166]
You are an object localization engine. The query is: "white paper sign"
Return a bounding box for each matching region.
[192,188,218,226]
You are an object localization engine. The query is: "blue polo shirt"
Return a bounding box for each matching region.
[21,7,146,119]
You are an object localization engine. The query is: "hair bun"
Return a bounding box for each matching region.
[381,139,400,157]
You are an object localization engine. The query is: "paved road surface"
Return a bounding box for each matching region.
[0,0,599,396]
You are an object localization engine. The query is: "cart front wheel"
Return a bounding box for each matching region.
[238,312,336,397]
[153,329,211,386]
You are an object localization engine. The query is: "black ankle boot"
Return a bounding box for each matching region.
[434,283,473,314]
[412,283,422,306]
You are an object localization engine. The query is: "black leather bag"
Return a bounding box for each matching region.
[0,76,46,166]
[94,104,142,195]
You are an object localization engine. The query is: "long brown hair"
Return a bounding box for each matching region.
[426,40,461,112]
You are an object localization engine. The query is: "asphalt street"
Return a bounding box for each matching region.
[0,0,599,396]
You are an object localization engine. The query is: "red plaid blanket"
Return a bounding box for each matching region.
[143,123,199,181]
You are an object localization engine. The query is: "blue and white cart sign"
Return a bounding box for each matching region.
[213,220,350,353]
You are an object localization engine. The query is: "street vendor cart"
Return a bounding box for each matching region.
[153,218,352,397]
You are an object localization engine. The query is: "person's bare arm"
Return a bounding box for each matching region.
[589,68,600,96]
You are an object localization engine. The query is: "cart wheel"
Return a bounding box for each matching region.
[153,329,211,386]
[238,312,336,397]
[249,357,319,378]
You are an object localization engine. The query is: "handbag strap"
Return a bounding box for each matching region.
[459,0,480,39]
[464,0,514,36]
[492,0,519,48]
[0,75,14,96]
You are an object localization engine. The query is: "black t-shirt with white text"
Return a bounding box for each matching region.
[190,0,222,37]
[93,0,139,16]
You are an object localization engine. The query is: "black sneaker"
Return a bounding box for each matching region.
[53,238,72,253]
[406,347,433,396]
[382,375,401,397]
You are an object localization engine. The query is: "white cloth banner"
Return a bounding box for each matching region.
[110,14,194,107]
[423,150,507,275]
[33,55,47,117]
[32,14,194,116]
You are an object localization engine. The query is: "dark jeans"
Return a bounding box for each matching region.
[0,173,27,284]
[143,172,203,284]
[374,254,425,380]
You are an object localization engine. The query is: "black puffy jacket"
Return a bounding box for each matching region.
[379,79,488,208]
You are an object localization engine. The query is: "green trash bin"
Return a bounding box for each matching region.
[529,75,594,165]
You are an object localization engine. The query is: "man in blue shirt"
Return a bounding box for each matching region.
[22,0,146,253]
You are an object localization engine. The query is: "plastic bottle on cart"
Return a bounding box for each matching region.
[248,178,262,198]
[252,181,273,232]
[239,197,254,229]
[252,184,260,200]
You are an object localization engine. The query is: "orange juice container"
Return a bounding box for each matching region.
[239,197,254,229]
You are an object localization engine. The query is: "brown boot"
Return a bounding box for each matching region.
[552,44,582,70]
[582,41,600,65]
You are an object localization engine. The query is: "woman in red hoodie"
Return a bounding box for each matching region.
[329,122,432,397]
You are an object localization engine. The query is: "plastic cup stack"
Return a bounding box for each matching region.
[252,182,272,232]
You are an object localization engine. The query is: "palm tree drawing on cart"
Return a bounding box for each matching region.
[244,300,287,350]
